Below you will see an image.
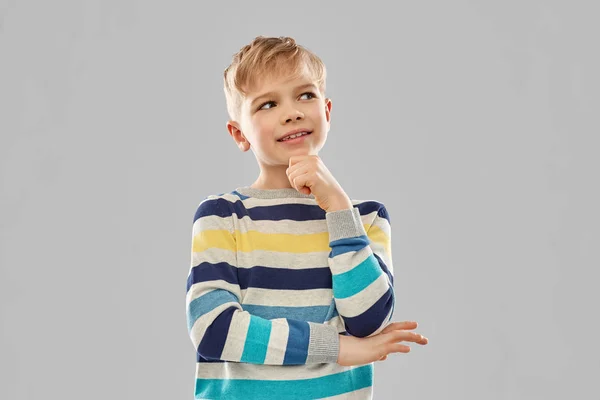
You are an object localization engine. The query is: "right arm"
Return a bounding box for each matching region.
[186,197,340,365]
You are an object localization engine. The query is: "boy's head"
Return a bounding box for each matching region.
[224,36,332,169]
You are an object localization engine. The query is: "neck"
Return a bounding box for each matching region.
[251,164,293,190]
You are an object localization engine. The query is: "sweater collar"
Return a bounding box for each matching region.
[234,186,315,199]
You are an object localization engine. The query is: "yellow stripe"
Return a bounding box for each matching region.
[192,224,390,256]
[237,231,330,253]
[192,230,236,253]
[367,225,391,257]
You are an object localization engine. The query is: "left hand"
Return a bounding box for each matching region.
[286,155,353,212]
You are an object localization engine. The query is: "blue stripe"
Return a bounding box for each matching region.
[194,198,389,224]
[343,287,394,337]
[329,235,370,257]
[283,320,310,365]
[195,364,373,399]
[332,255,383,299]
[188,265,332,292]
[187,262,238,292]
[242,305,333,323]
[197,306,236,361]
[187,290,238,332]
[237,266,331,290]
[240,315,272,364]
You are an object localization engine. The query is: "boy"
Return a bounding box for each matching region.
[186,36,428,399]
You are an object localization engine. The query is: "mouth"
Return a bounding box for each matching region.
[277,130,313,142]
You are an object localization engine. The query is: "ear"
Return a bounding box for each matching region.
[226,121,250,152]
[324,98,332,128]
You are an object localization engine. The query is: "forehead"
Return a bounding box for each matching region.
[246,66,313,96]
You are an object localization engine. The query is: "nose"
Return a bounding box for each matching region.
[281,108,304,124]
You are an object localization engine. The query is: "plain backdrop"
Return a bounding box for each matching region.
[1,1,599,399]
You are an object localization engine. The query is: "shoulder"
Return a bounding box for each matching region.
[192,190,245,222]
[350,198,391,223]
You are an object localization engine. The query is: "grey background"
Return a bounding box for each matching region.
[1,1,598,399]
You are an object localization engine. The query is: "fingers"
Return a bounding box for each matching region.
[380,321,428,345]
[287,165,311,192]
[380,321,418,334]
[392,330,428,344]
[388,343,411,354]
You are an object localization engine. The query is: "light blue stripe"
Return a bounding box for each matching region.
[240,315,272,364]
[283,320,309,364]
[329,235,369,257]
[332,254,383,299]
[187,290,238,332]
[242,304,331,323]
[195,364,373,399]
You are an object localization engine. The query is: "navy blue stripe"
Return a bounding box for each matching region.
[237,266,332,290]
[283,320,310,364]
[187,265,333,292]
[197,306,236,361]
[194,198,389,224]
[376,204,390,222]
[196,353,225,363]
[343,287,394,338]
[373,253,394,286]
[187,262,238,292]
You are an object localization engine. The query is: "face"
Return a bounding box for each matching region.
[227,66,332,167]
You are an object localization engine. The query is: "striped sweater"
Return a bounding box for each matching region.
[186,186,395,399]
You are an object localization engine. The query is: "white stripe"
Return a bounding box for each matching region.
[195,360,368,380]
[220,310,251,362]
[217,192,317,208]
[237,249,330,269]
[192,247,332,270]
[241,288,333,307]
[191,246,237,268]
[263,319,289,364]
[334,274,390,318]
[192,214,233,235]
[237,216,328,234]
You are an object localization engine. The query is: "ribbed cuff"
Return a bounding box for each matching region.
[306,322,340,364]
[325,207,367,242]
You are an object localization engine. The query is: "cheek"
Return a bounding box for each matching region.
[251,119,276,144]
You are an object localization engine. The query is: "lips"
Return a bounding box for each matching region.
[277,130,313,142]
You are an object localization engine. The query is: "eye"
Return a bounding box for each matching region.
[257,92,317,111]
[300,92,316,100]
[258,101,276,111]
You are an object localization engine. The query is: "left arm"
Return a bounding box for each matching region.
[326,203,395,338]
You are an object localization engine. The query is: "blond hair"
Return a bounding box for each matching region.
[223,36,327,122]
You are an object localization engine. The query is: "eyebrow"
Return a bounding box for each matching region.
[249,83,318,108]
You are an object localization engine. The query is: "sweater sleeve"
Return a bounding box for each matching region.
[186,197,340,365]
[325,203,395,338]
